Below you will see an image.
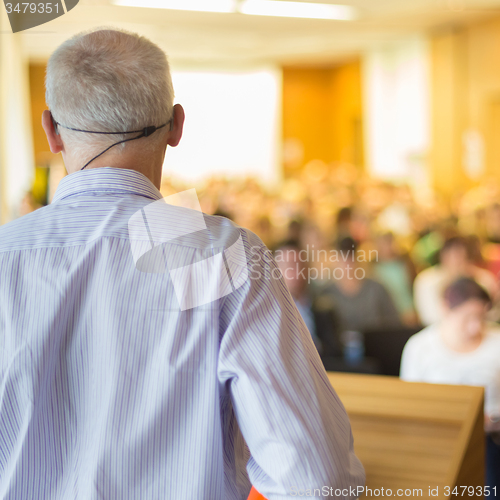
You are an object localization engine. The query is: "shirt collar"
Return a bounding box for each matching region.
[52,167,163,203]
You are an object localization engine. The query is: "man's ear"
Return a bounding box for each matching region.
[166,104,185,148]
[42,110,64,154]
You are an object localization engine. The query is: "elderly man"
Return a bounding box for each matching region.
[0,29,364,499]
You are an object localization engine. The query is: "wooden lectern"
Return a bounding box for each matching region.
[330,373,485,499]
[248,373,485,500]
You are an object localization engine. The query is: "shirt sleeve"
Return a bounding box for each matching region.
[218,240,365,500]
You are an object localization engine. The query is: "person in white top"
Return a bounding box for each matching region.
[413,236,499,326]
[401,277,500,488]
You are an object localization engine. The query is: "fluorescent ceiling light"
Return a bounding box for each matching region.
[113,0,236,14]
[113,0,357,20]
[239,0,356,20]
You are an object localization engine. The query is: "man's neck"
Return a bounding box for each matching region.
[65,152,164,189]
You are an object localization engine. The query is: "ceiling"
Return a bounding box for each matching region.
[18,0,500,67]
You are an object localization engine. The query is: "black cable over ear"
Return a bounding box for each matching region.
[50,112,60,136]
[143,125,160,137]
[51,120,170,137]
[79,123,169,170]
[49,113,174,170]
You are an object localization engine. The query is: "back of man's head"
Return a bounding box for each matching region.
[46,29,174,156]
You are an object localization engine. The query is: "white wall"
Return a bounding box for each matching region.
[363,36,431,187]
[164,67,282,186]
[0,7,35,223]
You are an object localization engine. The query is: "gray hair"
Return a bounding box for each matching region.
[46,28,174,158]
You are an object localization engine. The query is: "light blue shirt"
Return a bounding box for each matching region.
[0,168,364,500]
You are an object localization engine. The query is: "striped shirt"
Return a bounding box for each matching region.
[0,167,364,500]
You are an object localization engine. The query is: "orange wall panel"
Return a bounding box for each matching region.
[282,60,363,175]
[29,63,52,162]
[282,66,331,168]
[328,61,363,166]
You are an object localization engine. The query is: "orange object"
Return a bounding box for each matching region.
[247,486,267,500]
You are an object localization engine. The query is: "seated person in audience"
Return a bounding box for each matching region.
[334,207,354,246]
[275,241,342,358]
[486,203,500,244]
[414,236,499,326]
[400,278,500,488]
[321,237,402,333]
[284,219,303,247]
[372,232,418,326]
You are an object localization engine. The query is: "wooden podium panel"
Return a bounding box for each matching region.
[247,373,484,500]
[327,373,485,499]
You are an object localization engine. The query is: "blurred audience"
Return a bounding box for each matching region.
[275,241,341,359]
[486,203,500,243]
[372,232,418,326]
[400,278,500,488]
[335,206,354,245]
[320,237,402,333]
[414,236,499,326]
[19,161,500,330]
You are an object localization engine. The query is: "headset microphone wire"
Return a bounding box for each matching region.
[50,113,173,170]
